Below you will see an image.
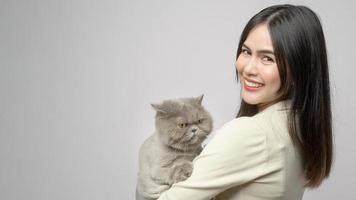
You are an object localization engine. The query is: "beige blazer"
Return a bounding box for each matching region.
[158,100,305,200]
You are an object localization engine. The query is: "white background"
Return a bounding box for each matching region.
[1,0,355,199]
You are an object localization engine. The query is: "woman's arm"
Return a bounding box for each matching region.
[158,117,268,200]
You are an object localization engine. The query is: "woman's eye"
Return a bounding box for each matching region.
[262,56,274,63]
[241,49,250,55]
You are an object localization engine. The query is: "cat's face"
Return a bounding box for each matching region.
[151,95,213,151]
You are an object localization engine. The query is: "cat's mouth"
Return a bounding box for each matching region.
[180,132,196,143]
[188,132,196,139]
[185,132,203,144]
[190,135,200,144]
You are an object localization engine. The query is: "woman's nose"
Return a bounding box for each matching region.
[244,57,258,76]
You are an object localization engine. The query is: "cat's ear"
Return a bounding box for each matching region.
[182,104,187,110]
[194,94,204,105]
[151,103,169,117]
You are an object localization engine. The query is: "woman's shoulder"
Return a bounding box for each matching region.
[220,116,259,131]
[199,116,268,167]
[211,117,265,146]
[211,100,292,147]
[251,100,291,129]
[223,100,290,127]
[253,101,294,148]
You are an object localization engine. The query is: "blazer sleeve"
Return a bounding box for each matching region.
[157,117,268,200]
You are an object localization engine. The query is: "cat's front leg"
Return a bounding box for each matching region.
[142,184,170,199]
[150,166,174,186]
[171,160,193,183]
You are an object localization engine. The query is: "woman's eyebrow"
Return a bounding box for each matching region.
[242,44,251,50]
[242,44,275,55]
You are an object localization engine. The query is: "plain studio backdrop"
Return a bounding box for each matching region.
[1,0,355,199]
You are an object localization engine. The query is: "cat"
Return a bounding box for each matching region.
[136,95,213,200]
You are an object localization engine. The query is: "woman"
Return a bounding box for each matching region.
[158,4,333,200]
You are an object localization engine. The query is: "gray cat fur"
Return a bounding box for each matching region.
[136,95,213,200]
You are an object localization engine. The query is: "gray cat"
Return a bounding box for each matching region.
[136,95,213,200]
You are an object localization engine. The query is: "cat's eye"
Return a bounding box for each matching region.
[179,123,188,128]
[198,119,203,123]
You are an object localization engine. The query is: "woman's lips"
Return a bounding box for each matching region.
[243,79,264,91]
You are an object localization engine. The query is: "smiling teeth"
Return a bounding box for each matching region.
[244,80,263,88]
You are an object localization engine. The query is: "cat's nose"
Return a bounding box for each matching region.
[192,128,197,133]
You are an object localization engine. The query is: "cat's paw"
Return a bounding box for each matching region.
[149,184,170,199]
[172,162,193,183]
[140,185,171,199]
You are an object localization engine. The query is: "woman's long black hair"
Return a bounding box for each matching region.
[235,4,333,188]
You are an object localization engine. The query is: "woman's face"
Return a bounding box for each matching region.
[236,24,281,111]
